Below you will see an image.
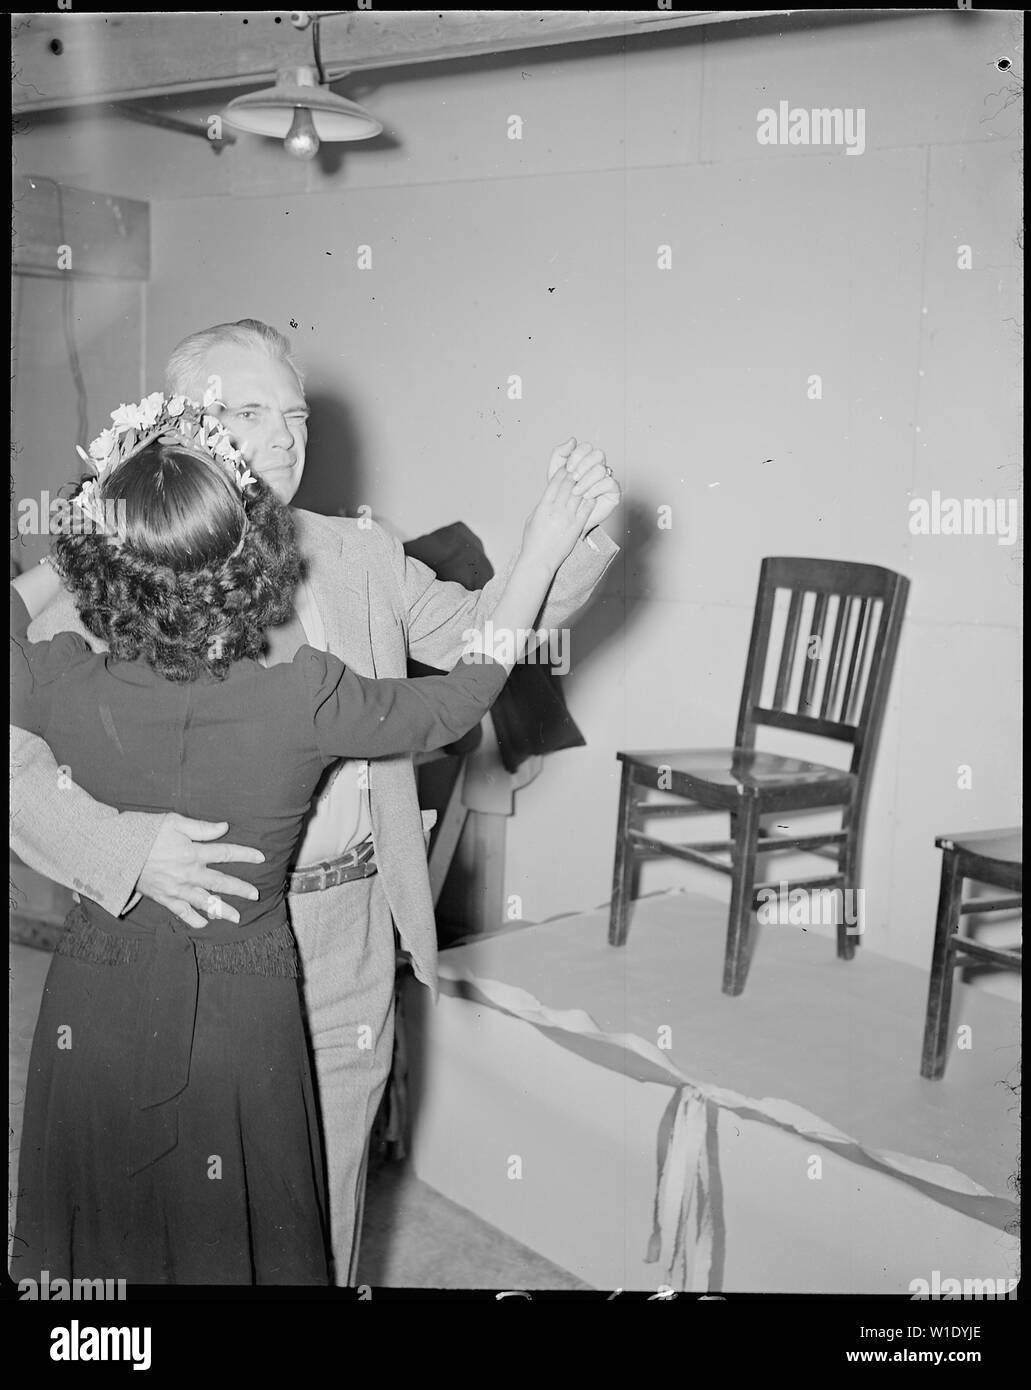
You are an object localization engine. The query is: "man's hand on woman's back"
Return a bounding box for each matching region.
[138,813,265,929]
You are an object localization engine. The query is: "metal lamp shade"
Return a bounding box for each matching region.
[225,68,382,141]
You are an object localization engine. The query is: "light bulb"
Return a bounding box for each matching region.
[284,107,319,160]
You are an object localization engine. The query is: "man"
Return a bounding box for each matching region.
[10,318,621,1284]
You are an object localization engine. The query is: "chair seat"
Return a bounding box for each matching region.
[935,827,1022,868]
[618,747,855,807]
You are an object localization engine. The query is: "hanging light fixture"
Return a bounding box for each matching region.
[223,15,381,160]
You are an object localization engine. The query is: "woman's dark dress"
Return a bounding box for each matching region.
[10,590,506,1285]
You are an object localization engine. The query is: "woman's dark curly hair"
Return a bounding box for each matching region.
[52,440,303,681]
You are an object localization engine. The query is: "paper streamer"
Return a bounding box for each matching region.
[435,964,1018,1289]
[647,1089,722,1290]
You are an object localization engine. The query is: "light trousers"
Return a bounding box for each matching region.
[289,872,397,1286]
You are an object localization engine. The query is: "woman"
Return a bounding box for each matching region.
[10,391,594,1285]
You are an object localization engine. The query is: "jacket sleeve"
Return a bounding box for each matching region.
[379,522,619,672]
[10,727,165,915]
[10,586,91,736]
[10,587,164,916]
[299,646,509,760]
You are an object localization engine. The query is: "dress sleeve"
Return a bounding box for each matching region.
[10,585,92,737]
[297,645,509,762]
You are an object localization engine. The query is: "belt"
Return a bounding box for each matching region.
[288,838,377,895]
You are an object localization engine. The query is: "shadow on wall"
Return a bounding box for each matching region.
[569,495,656,672]
[291,389,367,518]
[310,115,400,178]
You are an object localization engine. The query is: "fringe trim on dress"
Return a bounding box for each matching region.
[57,909,141,966]
[57,906,299,978]
[195,927,299,978]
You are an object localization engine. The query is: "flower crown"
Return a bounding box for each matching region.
[70,386,256,535]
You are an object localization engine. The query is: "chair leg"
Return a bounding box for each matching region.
[920,851,963,1079]
[837,810,861,961]
[628,858,642,906]
[609,762,637,947]
[723,796,760,996]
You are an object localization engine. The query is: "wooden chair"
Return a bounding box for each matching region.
[920,828,1021,1079]
[609,556,910,995]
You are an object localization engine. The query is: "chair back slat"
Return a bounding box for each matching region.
[847,598,880,724]
[819,596,849,719]
[772,590,803,709]
[735,558,909,784]
[800,592,829,712]
[840,597,871,724]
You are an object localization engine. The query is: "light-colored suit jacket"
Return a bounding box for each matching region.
[11,511,618,993]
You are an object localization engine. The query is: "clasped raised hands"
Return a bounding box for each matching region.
[522,438,621,568]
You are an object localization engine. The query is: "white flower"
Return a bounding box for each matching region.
[166,395,187,418]
[88,427,117,463]
[137,392,165,428]
[111,402,146,431]
[238,467,256,490]
[202,382,225,409]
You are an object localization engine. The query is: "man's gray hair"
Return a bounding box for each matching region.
[164,318,304,400]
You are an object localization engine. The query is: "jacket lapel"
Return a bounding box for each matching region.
[293,509,375,677]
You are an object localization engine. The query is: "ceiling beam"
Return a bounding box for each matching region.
[12,11,796,112]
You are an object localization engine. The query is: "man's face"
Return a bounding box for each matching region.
[202,345,309,504]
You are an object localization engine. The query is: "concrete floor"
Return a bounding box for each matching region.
[8,940,588,1290]
[358,1156,589,1289]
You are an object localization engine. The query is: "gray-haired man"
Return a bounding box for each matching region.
[11,318,621,1284]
